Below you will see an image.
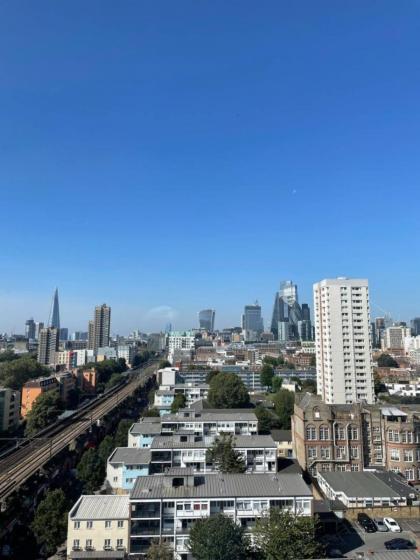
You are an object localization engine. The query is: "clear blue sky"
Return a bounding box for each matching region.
[1,0,420,334]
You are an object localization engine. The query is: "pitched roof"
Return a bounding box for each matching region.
[319,471,415,499]
[69,495,129,520]
[130,472,312,500]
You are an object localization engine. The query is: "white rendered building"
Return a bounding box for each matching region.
[313,278,374,404]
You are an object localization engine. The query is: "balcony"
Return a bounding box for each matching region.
[176,509,209,518]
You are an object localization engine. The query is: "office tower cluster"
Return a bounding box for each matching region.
[270,280,312,342]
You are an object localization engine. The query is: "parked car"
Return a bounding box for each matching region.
[383,517,402,532]
[357,513,376,533]
[385,538,415,550]
[374,518,389,532]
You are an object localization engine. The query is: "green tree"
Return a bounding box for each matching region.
[143,407,160,417]
[253,509,323,560]
[255,404,280,434]
[76,448,105,492]
[188,514,249,560]
[301,379,317,394]
[207,373,250,408]
[159,359,172,369]
[146,540,173,560]
[114,419,133,447]
[260,364,274,389]
[0,355,50,390]
[205,369,220,384]
[272,376,283,393]
[25,390,64,437]
[0,349,19,363]
[31,489,68,556]
[206,433,246,473]
[170,393,186,413]
[377,353,399,368]
[272,389,295,429]
[98,435,115,463]
[106,372,123,389]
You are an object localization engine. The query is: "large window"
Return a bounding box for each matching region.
[319,426,330,441]
[306,426,316,440]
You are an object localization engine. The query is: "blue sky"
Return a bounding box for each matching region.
[1,1,420,334]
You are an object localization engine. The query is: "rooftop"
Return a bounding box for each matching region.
[270,429,292,442]
[319,471,416,499]
[161,409,257,423]
[108,447,151,465]
[150,434,277,450]
[69,495,129,520]
[130,420,162,435]
[130,472,312,500]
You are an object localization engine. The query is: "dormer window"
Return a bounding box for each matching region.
[172,477,185,488]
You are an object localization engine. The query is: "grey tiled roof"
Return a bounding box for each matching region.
[319,471,414,499]
[150,434,277,450]
[161,410,257,422]
[130,472,312,500]
[108,447,151,465]
[69,495,129,520]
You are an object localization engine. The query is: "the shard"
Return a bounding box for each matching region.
[50,288,60,330]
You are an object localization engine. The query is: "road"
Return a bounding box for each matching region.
[0,362,156,503]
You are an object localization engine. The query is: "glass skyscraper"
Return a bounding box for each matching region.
[198,309,215,331]
[270,281,312,342]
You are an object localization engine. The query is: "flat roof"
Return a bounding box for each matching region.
[130,472,312,500]
[319,471,414,499]
[161,410,257,422]
[130,421,162,435]
[150,434,277,450]
[108,447,151,465]
[69,495,129,520]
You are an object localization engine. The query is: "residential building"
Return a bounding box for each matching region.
[293,392,420,483]
[25,318,36,340]
[383,325,411,350]
[167,332,195,363]
[198,309,215,332]
[313,277,374,405]
[97,346,117,361]
[128,418,163,449]
[88,304,111,352]
[270,429,293,458]
[37,327,59,366]
[317,470,416,509]
[129,470,313,558]
[34,321,44,340]
[0,388,20,431]
[107,448,151,492]
[117,345,136,366]
[154,383,209,415]
[241,302,263,342]
[77,367,98,394]
[55,371,76,402]
[55,350,78,369]
[67,495,129,559]
[147,333,166,353]
[20,375,59,417]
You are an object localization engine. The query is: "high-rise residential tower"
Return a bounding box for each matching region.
[49,288,60,330]
[88,304,111,351]
[198,309,215,332]
[37,327,59,366]
[313,277,374,405]
[241,302,263,341]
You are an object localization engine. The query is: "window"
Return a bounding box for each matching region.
[351,464,359,472]
[403,450,414,462]
[118,520,124,528]
[319,426,330,440]
[320,447,330,459]
[117,539,124,548]
[113,476,118,482]
[307,447,317,459]
[350,446,359,459]
[405,469,415,481]
[86,521,93,529]
[306,426,316,440]
[73,540,80,550]
[390,448,400,461]
[104,539,111,548]
[86,539,92,548]
[74,521,80,529]
[335,425,345,440]
[105,520,112,528]
[349,426,359,440]
[336,446,346,459]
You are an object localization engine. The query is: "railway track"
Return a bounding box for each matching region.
[0,363,156,502]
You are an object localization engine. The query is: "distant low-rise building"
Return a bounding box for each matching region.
[0,388,20,431]
[20,375,59,418]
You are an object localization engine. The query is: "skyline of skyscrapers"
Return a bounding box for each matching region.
[313,277,374,405]
[270,280,312,342]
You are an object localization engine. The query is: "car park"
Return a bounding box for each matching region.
[385,538,415,550]
[373,518,388,532]
[383,517,401,532]
[357,513,376,533]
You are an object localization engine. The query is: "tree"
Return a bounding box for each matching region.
[114,419,133,447]
[272,389,295,429]
[159,359,172,369]
[260,364,274,389]
[0,355,50,390]
[170,393,186,413]
[31,489,68,556]
[253,509,323,560]
[207,373,250,408]
[146,540,173,560]
[205,369,220,384]
[106,372,123,389]
[98,435,115,463]
[301,379,317,394]
[272,376,283,393]
[143,407,160,417]
[255,404,280,434]
[188,514,249,560]
[377,353,399,368]
[76,448,105,492]
[25,390,64,437]
[206,433,246,473]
